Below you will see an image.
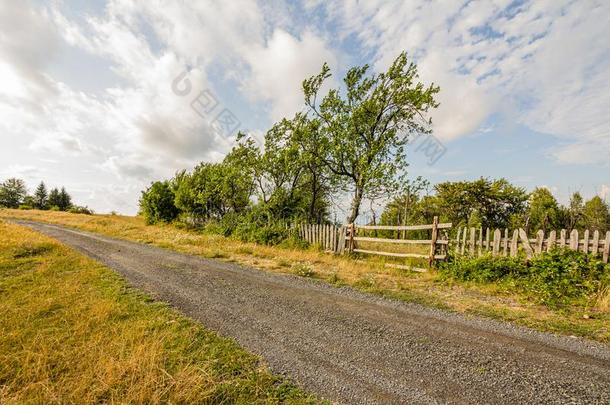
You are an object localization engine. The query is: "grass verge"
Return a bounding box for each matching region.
[0,220,317,403]
[2,209,609,344]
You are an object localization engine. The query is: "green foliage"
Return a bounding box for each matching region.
[174,157,253,222]
[47,187,72,211]
[582,196,610,232]
[431,177,528,229]
[0,178,27,208]
[303,52,439,223]
[68,206,94,215]
[233,221,289,246]
[139,181,179,225]
[33,181,48,210]
[440,250,610,307]
[526,187,560,233]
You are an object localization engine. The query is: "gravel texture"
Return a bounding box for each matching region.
[15,220,610,404]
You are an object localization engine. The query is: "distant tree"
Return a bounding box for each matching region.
[303,52,440,223]
[526,187,560,233]
[264,115,334,223]
[48,188,61,209]
[139,181,180,224]
[33,181,48,210]
[431,178,528,229]
[0,178,27,208]
[582,196,610,232]
[565,192,584,231]
[380,176,429,226]
[21,195,35,209]
[58,187,72,211]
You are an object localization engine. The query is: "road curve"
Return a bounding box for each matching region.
[14,220,610,404]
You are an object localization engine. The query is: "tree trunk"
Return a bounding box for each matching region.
[347,186,363,224]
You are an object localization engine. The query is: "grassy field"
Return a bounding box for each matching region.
[2,209,609,345]
[0,220,317,403]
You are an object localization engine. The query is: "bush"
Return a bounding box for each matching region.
[139,181,180,225]
[439,249,610,307]
[68,206,94,215]
[234,222,289,245]
[18,204,33,210]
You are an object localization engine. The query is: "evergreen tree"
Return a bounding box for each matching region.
[48,188,61,209]
[58,187,72,211]
[34,181,48,210]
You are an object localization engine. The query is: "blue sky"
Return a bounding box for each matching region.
[0,0,609,216]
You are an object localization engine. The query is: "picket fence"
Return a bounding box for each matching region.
[296,223,343,253]
[455,227,610,263]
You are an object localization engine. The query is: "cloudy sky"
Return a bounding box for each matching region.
[1,0,609,215]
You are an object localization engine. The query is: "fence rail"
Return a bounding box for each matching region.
[296,217,451,268]
[455,227,610,263]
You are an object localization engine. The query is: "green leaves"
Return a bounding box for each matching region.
[303,52,440,223]
[139,181,179,224]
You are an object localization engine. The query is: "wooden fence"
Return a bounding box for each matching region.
[297,217,452,267]
[296,223,343,253]
[455,227,610,263]
[347,217,452,267]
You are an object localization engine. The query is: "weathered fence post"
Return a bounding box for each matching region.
[547,230,556,251]
[510,229,518,257]
[469,227,476,256]
[592,230,600,256]
[569,229,579,251]
[559,229,566,248]
[347,223,355,253]
[602,231,610,263]
[338,226,346,254]
[429,216,439,267]
[492,229,501,256]
[519,228,533,259]
[535,230,544,254]
[461,228,467,255]
[583,230,590,254]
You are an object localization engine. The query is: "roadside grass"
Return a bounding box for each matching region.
[0,220,317,404]
[2,209,609,344]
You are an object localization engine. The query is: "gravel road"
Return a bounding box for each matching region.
[15,220,610,404]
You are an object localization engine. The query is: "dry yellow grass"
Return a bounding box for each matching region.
[0,220,316,403]
[2,208,609,345]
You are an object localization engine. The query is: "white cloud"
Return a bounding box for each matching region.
[318,0,610,163]
[243,29,338,121]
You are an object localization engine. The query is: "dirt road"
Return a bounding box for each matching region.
[15,220,610,404]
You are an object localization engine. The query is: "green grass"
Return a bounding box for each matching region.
[0,221,317,404]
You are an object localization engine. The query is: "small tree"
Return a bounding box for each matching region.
[526,187,560,233]
[582,196,610,232]
[303,52,439,223]
[34,181,48,210]
[0,178,27,208]
[58,187,72,211]
[139,181,180,224]
[48,188,61,209]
